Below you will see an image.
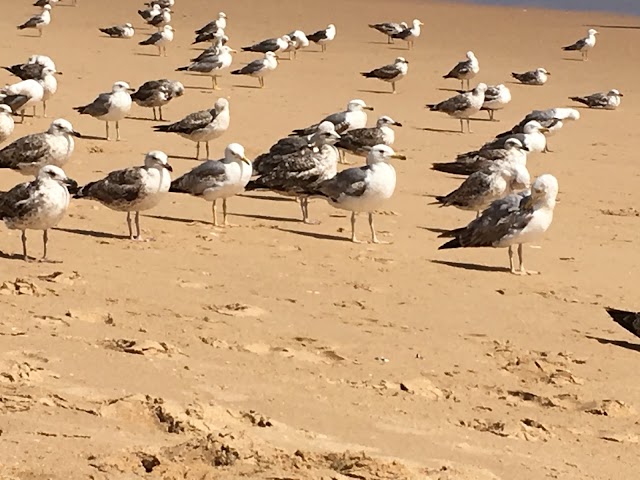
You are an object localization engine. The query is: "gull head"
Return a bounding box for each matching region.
[43,5,52,11]
[164,25,175,33]
[412,19,424,26]
[219,12,227,19]
[530,174,559,206]
[503,163,531,192]
[225,143,251,164]
[466,51,476,60]
[49,118,82,138]
[377,115,402,127]
[522,120,546,133]
[0,104,12,115]
[504,138,528,152]
[112,81,134,93]
[537,67,550,75]
[348,99,374,112]
[144,150,173,172]
[214,97,230,112]
[474,82,488,93]
[41,67,57,77]
[609,89,623,97]
[125,23,133,28]
[38,165,77,191]
[171,81,185,96]
[220,45,236,54]
[588,28,598,35]
[367,144,406,164]
[265,51,278,60]
[327,24,336,30]
[312,122,340,145]
[395,57,409,65]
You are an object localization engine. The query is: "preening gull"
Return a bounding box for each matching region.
[177,45,235,90]
[308,145,406,243]
[17,5,52,37]
[335,115,402,158]
[0,165,76,261]
[435,163,531,217]
[231,52,278,88]
[170,143,251,227]
[481,84,511,120]
[439,174,559,275]
[361,57,409,94]
[391,19,423,50]
[247,126,341,224]
[153,98,230,159]
[147,8,171,29]
[0,119,81,176]
[562,29,598,61]
[285,30,310,58]
[368,21,408,44]
[75,151,172,240]
[307,24,336,52]
[242,36,293,54]
[138,4,161,22]
[73,81,133,141]
[482,120,549,153]
[131,79,184,121]
[139,25,174,56]
[291,99,373,136]
[432,138,528,176]
[444,51,479,90]
[570,89,623,110]
[604,308,640,339]
[512,68,550,85]
[427,83,488,133]
[0,105,15,144]
[3,55,57,81]
[99,23,135,39]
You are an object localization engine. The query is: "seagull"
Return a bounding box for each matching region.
[285,30,310,58]
[242,35,293,54]
[307,24,336,52]
[99,23,135,39]
[2,65,58,117]
[148,8,171,29]
[139,25,174,56]
[435,163,531,217]
[255,121,336,158]
[0,165,76,261]
[438,174,558,275]
[427,83,488,133]
[483,120,549,153]
[73,81,134,141]
[498,108,580,137]
[570,89,623,109]
[512,68,550,85]
[34,0,59,6]
[562,29,598,60]
[231,52,278,88]
[0,105,15,144]
[361,57,409,94]
[17,5,52,37]
[191,31,230,61]
[0,119,81,176]
[368,21,408,44]
[170,144,251,227]
[335,116,402,158]
[443,51,479,89]
[146,0,174,8]
[1,77,45,121]
[480,84,511,120]
[309,145,406,243]
[247,127,341,224]
[3,55,58,81]
[131,79,184,121]
[604,308,640,339]
[153,98,230,159]
[177,45,235,90]
[291,99,373,136]
[38,67,60,117]
[390,19,423,49]
[432,138,529,176]
[138,4,161,22]
[74,151,172,240]
[193,12,227,44]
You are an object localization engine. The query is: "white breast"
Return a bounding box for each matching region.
[100,91,132,121]
[134,167,171,211]
[202,161,252,201]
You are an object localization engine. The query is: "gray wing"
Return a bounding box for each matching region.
[437,171,494,209]
[391,28,412,40]
[100,25,126,37]
[187,56,223,72]
[75,93,112,117]
[370,23,402,35]
[131,80,162,103]
[563,38,587,51]
[235,59,265,75]
[482,133,526,150]
[155,109,214,134]
[250,150,326,193]
[4,63,44,81]
[483,86,500,102]
[77,168,146,204]
[140,31,163,45]
[0,94,30,113]
[582,93,609,107]
[431,94,472,114]
[318,167,369,200]
[20,14,45,29]
[513,71,538,84]
[170,160,228,195]
[336,127,383,153]
[446,60,471,78]
[0,180,39,221]
[363,64,401,80]
[0,134,50,170]
[244,38,279,52]
[291,111,346,136]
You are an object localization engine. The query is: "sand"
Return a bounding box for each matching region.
[0,0,638,479]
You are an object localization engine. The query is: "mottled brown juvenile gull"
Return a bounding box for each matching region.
[432,138,528,176]
[443,51,479,90]
[335,116,402,158]
[569,90,622,110]
[131,79,184,121]
[427,83,487,133]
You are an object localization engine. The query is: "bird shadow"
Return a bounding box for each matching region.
[0,251,27,261]
[562,57,584,62]
[388,46,410,51]
[277,227,350,242]
[585,335,640,353]
[233,212,300,223]
[437,87,464,93]
[144,214,209,225]
[366,41,393,45]
[240,194,296,202]
[80,135,109,141]
[232,84,262,89]
[584,24,640,30]
[357,89,393,95]
[18,33,41,38]
[431,259,510,273]
[167,154,199,161]
[134,52,162,57]
[419,226,450,234]
[421,127,463,134]
[182,85,213,92]
[126,116,161,122]
[54,227,128,240]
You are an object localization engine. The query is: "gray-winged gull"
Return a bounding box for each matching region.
[481,84,511,120]
[73,81,133,141]
[291,99,373,136]
[570,89,622,109]
[177,45,235,90]
[307,24,336,52]
[231,52,278,88]
[427,83,487,133]
[444,51,479,89]
[432,138,528,176]
[17,5,51,37]
[100,23,135,39]
[512,68,550,85]
[131,79,184,121]
[0,105,15,144]
[139,25,174,56]
[335,116,402,158]
[361,57,409,94]
[562,29,598,61]
[369,21,408,44]
[390,19,423,49]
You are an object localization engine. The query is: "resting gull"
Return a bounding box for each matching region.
[482,120,549,153]
[604,308,640,339]
[17,5,52,37]
[562,29,598,61]
[512,68,550,85]
[427,83,488,133]
[390,19,423,50]
[231,52,278,88]
[570,89,623,110]
[498,108,580,138]
[99,23,135,39]
[147,0,174,8]
[153,98,230,159]
[439,174,558,275]
[139,25,174,56]
[0,105,15,144]
[480,84,511,120]
[170,143,251,227]
[0,165,76,261]
[291,99,373,136]
[444,51,479,90]
[432,138,529,176]
[131,79,184,121]
[308,145,406,243]
[177,45,235,90]
[74,81,133,141]
[368,21,408,44]
[335,115,402,158]
[307,24,336,52]
[0,119,81,176]
[361,57,409,94]
[242,36,293,54]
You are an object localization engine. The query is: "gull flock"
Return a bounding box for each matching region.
[0,1,625,277]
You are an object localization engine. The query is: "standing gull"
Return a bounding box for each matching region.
[139,25,175,56]
[177,45,235,90]
[307,24,336,52]
[0,165,76,261]
[99,23,135,39]
[562,29,598,61]
[138,4,161,22]
[131,79,184,121]
[75,151,172,240]
[391,19,423,50]
[0,105,15,144]
[432,138,529,176]
[192,31,230,61]
[194,12,227,43]
[170,143,251,227]
[242,35,293,54]
[335,116,402,158]
[17,5,52,37]
[147,0,174,8]
[438,174,559,275]
[361,57,409,94]
[368,21,408,44]
[443,51,479,89]
[153,98,230,159]
[481,84,511,120]
[73,81,133,141]
[308,145,406,243]
[148,8,171,30]
[291,99,373,136]
[285,30,310,58]
[512,68,550,85]
[231,52,278,88]
[427,83,488,133]
[0,119,81,176]
[1,77,47,121]
[570,89,623,110]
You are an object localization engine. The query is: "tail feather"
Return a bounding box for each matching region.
[569,96,588,106]
[153,124,173,133]
[438,237,462,249]
[176,66,189,72]
[73,182,96,199]
[169,181,188,193]
[605,307,640,338]
[230,69,242,75]
[562,44,578,51]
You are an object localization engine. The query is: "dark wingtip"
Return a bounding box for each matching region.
[438,238,461,250]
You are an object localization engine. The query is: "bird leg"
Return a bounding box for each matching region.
[350,212,362,243]
[196,142,200,159]
[391,82,396,94]
[205,141,210,158]
[211,200,219,226]
[221,198,237,226]
[115,121,121,141]
[105,122,110,141]
[259,77,264,88]
[512,243,540,275]
[42,101,47,118]
[369,212,389,244]
[488,110,494,121]
[152,107,158,121]
[32,105,37,118]
[21,230,29,261]
[508,245,515,273]
[126,212,134,239]
[466,118,472,133]
[387,36,392,44]
[134,211,143,240]
[159,106,164,121]
[301,197,319,225]
[459,119,464,133]
[39,230,59,262]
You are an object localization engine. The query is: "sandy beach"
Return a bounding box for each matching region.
[0,0,639,479]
